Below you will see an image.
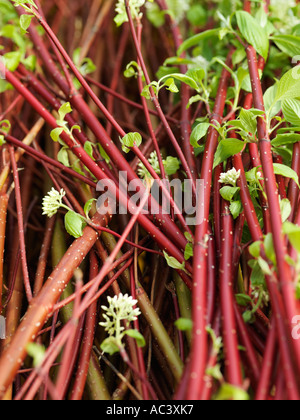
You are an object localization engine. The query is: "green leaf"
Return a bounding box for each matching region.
[0,119,11,134]
[273,163,300,188]
[184,232,193,243]
[236,11,269,60]
[100,337,120,355]
[163,78,179,93]
[21,54,36,71]
[177,28,221,56]
[213,138,245,168]
[3,51,22,71]
[239,108,257,134]
[58,102,72,122]
[163,251,185,271]
[98,145,110,164]
[283,221,300,253]
[120,132,142,153]
[282,99,300,126]
[57,147,70,167]
[249,240,261,258]
[280,198,292,223]
[230,200,243,219]
[264,233,276,265]
[271,133,300,147]
[84,141,95,159]
[215,383,250,401]
[243,310,256,324]
[163,156,180,176]
[50,127,64,143]
[271,35,300,58]
[190,123,210,148]
[206,364,223,381]
[19,13,33,32]
[249,260,266,287]
[184,242,194,261]
[219,186,240,202]
[84,198,96,218]
[124,329,146,348]
[275,68,300,102]
[236,293,252,306]
[264,85,281,119]
[64,211,86,239]
[257,256,272,276]
[164,73,199,91]
[174,318,193,332]
[26,343,46,368]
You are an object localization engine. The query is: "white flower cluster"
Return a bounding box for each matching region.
[42,188,66,218]
[137,151,160,179]
[219,168,241,187]
[100,293,141,337]
[252,287,270,307]
[115,0,147,26]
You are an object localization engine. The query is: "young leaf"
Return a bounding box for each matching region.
[124,329,146,348]
[3,51,22,72]
[239,108,257,135]
[275,68,300,102]
[58,102,72,122]
[271,133,300,147]
[174,318,193,332]
[163,251,185,271]
[165,73,199,91]
[190,123,210,147]
[271,35,300,58]
[280,198,292,223]
[219,186,240,202]
[282,99,300,126]
[249,241,261,258]
[230,200,243,219]
[236,11,269,60]
[26,343,46,368]
[100,337,120,356]
[57,147,70,167]
[283,222,300,253]
[50,127,64,143]
[177,28,220,56]
[215,383,250,401]
[273,163,300,188]
[120,132,142,153]
[84,198,96,218]
[184,242,194,261]
[163,156,181,176]
[19,13,33,32]
[64,211,86,239]
[264,233,276,265]
[213,139,245,168]
[236,293,252,307]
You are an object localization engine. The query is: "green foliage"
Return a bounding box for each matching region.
[100,294,144,356]
[174,317,193,331]
[163,251,186,271]
[213,138,245,168]
[64,211,87,239]
[236,10,269,60]
[0,119,11,145]
[26,342,46,368]
[120,132,142,153]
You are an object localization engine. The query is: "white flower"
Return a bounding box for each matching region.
[100,293,141,337]
[138,151,160,179]
[115,0,146,26]
[219,168,241,187]
[42,188,66,218]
